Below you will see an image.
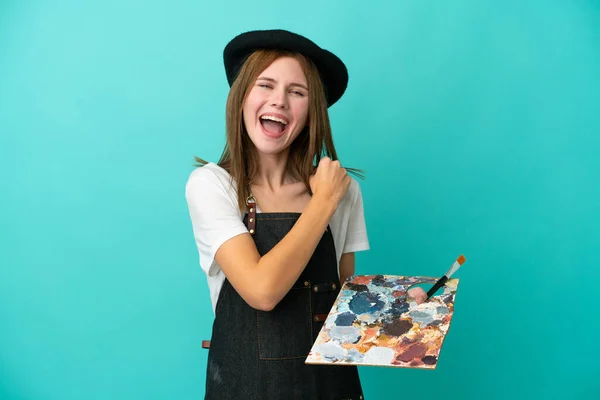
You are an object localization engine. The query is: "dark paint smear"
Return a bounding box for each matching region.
[382,318,413,336]
[397,343,427,362]
[381,280,396,288]
[372,275,386,285]
[444,295,454,304]
[335,311,356,326]
[429,320,443,327]
[390,300,410,316]
[422,355,438,365]
[348,292,385,314]
[346,283,368,292]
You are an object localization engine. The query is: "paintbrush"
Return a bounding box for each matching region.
[426,255,467,300]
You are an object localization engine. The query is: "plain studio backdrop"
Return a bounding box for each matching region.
[1,1,599,399]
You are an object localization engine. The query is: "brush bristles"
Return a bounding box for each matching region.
[457,255,466,265]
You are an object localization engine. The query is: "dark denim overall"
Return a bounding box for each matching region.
[204,209,364,400]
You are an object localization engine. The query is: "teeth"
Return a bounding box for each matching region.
[260,115,288,125]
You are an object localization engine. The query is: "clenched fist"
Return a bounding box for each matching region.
[309,157,351,207]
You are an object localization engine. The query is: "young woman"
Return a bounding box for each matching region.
[186,29,427,400]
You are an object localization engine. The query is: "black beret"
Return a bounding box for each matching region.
[223,29,348,107]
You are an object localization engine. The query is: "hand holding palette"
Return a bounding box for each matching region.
[305,274,459,369]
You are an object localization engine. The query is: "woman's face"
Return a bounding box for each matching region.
[242,56,309,156]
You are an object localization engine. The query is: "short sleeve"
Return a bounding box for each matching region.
[343,180,370,253]
[185,166,249,277]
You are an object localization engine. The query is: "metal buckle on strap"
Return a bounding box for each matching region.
[246,192,257,235]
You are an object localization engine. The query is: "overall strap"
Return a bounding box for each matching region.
[246,185,256,235]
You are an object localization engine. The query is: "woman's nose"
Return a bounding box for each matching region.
[270,89,289,109]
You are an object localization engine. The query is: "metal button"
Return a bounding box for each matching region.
[249,208,254,213]
[249,218,254,223]
[304,281,309,287]
[332,284,337,290]
[249,229,255,234]
[313,286,318,292]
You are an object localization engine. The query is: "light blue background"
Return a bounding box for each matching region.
[1,1,599,399]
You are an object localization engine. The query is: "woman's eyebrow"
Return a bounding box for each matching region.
[257,76,308,91]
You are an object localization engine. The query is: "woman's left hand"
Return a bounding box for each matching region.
[407,287,427,304]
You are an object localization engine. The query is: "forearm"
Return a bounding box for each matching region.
[255,194,337,308]
[338,253,355,285]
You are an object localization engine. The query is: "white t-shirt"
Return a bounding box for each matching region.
[185,162,370,313]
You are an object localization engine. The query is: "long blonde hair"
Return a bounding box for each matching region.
[195,49,363,211]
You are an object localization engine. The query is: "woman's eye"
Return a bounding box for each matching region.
[291,90,305,96]
[258,83,272,89]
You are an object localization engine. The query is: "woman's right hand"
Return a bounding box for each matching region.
[309,157,351,206]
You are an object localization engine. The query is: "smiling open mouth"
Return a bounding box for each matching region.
[260,115,288,135]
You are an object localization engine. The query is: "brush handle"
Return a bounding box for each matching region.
[426,276,448,300]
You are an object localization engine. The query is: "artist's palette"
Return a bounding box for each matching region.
[305,275,459,369]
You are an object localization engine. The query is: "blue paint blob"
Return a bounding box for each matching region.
[346,348,364,363]
[437,306,450,314]
[410,311,431,319]
[315,343,346,362]
[409,310,434,326]
[329,326,362,344]
[348,292,385,315]
[335,311,356,326]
